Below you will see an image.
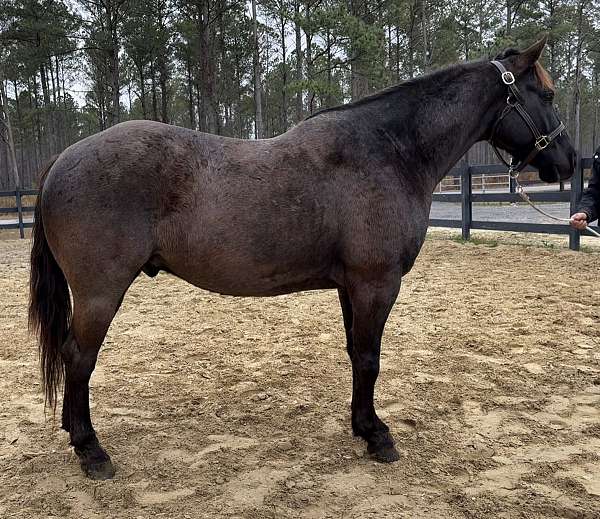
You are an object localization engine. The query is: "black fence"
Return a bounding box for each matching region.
[0,189,37,238]
[430,157,598,251]
[0,157,597,250]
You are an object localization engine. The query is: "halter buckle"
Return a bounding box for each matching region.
[501,71,515,85]
[535,135,550,150]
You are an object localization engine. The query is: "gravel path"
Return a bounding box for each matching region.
[430,201,573,224]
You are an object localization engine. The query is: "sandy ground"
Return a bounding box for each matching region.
[1,233,600,519]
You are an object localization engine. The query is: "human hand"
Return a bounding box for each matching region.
[570,212,589,231]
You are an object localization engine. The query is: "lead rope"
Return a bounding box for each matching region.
[509,168,600,238]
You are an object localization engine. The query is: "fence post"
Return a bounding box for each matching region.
[509,175,516,194]
[569,156,583,251]
[15,188,24,239]
[461,161,472,240]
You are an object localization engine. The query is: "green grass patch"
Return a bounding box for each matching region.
[450,235,499,247]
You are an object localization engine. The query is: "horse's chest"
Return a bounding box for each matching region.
[340,199,428,275]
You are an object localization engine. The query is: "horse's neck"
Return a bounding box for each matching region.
[376,64,505,190]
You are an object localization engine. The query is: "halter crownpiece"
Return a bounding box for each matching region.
[489,60,565,175]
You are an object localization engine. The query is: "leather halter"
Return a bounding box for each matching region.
[488,60,565,175]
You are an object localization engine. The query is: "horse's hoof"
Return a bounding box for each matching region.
[368,444,401,463]
[366,430,400,463]
[81,459,116,480]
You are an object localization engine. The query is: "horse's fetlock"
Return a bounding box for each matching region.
[70,430,97,450]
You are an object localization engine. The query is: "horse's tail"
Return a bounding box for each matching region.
[28,155,71,412]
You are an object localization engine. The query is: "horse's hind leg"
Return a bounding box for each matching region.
[62,291,125,433]
[61,292,125,479]
[337,288,353,359]
[346,270,401,463]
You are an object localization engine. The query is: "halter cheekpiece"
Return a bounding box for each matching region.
[488,60,565,176]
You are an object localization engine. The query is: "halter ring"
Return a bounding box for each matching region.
[509,166,520,179]
[501,71,515,85]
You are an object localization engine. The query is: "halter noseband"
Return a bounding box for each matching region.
[489,60,565,176]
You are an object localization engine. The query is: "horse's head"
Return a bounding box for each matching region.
[489,37,575,183]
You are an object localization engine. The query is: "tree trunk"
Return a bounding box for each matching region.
[0,80,21,189]
[593,69,598,150]
[32,75,44,163]
[137,63,147,119]
[110,16,121,126]
[200,0,217,133]
[548,0,556,77]
[572,0,587,151]
[280,10,288,130]
[305,1,314,110]
[39,64,51,106]
[395,24,400,78]
[150,60,158,121]
[294,0,303,122]
[158,55,169,124]
[421,0,428,68]
[252,0,264,138]
[407,2,416,78]
[326,28,333,106]
[55,56,61,105]
[186,57,195,129]
[13,80,25,182]
[350,0,369,101]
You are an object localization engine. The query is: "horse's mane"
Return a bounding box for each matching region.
[534,62,555,92]
[307,49,555,120]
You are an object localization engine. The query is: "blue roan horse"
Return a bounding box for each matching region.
[29,38,574,479]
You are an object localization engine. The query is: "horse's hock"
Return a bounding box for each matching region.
[2,234,600,518]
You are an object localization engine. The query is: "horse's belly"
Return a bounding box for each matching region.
[169,264,340,297]
[154,241,342,297]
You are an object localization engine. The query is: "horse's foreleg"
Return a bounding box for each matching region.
[61,297,119,480]
[346,272,401,463]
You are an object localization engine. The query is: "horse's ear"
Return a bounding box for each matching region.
[511,36,548,75]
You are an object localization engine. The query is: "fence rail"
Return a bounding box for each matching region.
[0,189,37,238]
[0,157,597,250]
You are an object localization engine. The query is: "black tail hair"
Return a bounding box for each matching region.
[28,156,71,412]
